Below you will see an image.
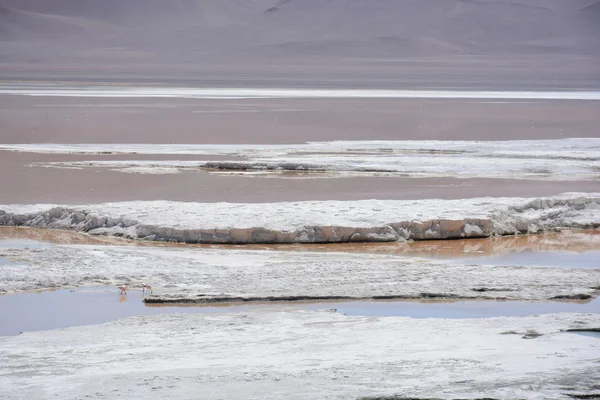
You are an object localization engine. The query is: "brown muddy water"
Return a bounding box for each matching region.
[1,287,598,337]
[2,96,599,204]
[3,96,598,145]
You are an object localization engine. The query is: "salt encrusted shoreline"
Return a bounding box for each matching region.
[1,193,599,244]
[2,243,599,300]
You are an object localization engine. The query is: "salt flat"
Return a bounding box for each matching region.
[1,311,598,400]
[2,193,599,244]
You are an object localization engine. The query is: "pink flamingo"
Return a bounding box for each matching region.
[142,283,153,294]
[118,284,128,295]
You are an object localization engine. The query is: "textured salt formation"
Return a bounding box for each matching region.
[3,138,598,180]
[1,193,599,244]
[3,138,600,180]
[2,138,599,156]
[3,242,600,299]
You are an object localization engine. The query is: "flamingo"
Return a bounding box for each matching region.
[142,283,153,294]
[118,284,128,295]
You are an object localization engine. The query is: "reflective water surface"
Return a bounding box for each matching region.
[1,287,598,336]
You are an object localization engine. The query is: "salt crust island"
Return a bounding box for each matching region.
[1,193,599,244]
[2,138,600,180]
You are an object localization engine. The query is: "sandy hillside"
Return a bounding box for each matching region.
[0,0,598,88]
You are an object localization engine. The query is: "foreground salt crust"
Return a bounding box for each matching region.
[1,311,598,399]
[5,138,600,180]
[1,193,599,244]
[2,243,599,300]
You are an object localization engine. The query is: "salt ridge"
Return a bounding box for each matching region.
[1,193,599,244]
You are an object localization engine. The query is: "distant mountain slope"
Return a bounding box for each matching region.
[0,0,598,88]
[0,4,110,37]
[580,0,600,26]
[1,0,596,53]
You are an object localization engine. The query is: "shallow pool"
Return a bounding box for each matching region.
[567,331,600,339]
[0,287,597,336]
[453,250,600,269]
